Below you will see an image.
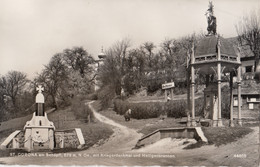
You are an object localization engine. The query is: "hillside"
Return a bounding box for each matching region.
[0,105,113,153]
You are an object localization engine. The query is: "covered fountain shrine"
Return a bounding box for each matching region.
[187,2,242,127]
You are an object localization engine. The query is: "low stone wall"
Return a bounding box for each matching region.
[1,130,23,149]
[135,127,205,148]
[55,129,80,149]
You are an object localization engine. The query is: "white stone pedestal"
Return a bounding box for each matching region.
[24,112,55,151]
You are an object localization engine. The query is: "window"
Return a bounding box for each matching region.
[245,66,253,73]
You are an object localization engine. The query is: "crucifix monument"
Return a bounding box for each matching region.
[24,85,55,151]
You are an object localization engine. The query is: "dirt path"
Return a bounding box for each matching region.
[86,101,142,153]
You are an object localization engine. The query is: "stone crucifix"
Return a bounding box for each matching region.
[36,85,45,116]
[36,85,44,93]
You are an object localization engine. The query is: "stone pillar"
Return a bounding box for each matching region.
[190,41,196,126]
[49,129,54,150]
[12,138,20,149]
[237,66,242,126]
[186,69,191,127]
[217,37,223,127]
[24,129,32,151]
[229,72,234,127]
[191,66,196,126]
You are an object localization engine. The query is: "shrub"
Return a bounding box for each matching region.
[86,93,98,100]
[113,98,204,119]
[71,97,95,123]
[97,85,116,110]
[222,85,231,119]
[166,100,186,118]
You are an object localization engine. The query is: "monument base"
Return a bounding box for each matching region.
[23,112,55,151]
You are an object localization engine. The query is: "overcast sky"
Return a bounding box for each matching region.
[0,0,259,79]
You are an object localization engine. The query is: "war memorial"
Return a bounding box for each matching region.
[1,85,85,151]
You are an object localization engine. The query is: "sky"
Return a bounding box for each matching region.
[0,0,259,79]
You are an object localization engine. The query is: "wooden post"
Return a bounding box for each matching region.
[230,72,234,127]
[164,81,167,102]
[171,79,173,100]
[237,66,242,126]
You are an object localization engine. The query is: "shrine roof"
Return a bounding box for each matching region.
[195,35,238,57]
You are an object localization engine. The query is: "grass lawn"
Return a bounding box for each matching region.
[93,101,186,133]
[48,107,114,149]
[202,127,253,146]
[0,105,113,156]
[92,101,255,148]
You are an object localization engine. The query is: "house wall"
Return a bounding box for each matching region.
[233,95,259,119]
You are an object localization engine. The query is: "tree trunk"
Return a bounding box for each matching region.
[52,94,58,109]
[255,57,260,80]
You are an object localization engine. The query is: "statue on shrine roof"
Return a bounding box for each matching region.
[205,1,217,36]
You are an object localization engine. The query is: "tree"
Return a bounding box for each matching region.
[63,47,94,77]
[0,71,28,116]
[36,53,68,109]
[128,48,146,90]
[143,42,156,69]
[63,47,95,96]
[98,38,131,96]
[236,9,260,73]
[160,38,183,71]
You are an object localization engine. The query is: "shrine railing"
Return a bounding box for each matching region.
[194,54,238,63]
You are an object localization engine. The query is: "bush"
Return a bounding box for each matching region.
[97,85,116,110]
[71,96,95,123]
[222,85,231,119]
[166,100,186,118]
[86,93,98,100]
[113,98,204,119]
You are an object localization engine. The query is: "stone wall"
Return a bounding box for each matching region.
[54,129,80,149]
[136,127,203,148]
[7,131,25,149]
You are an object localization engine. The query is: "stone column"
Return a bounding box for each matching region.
[217,37,223,127]
[237,66,242,126]
[186,68,191,127]
[24,129,32,152]
[190,41,196,126]
[229,72,234,127]
[49,129,55,150]
[217,64,223,127]
[191,66,196,126]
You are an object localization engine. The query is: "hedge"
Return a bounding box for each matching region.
[113,98,204,119]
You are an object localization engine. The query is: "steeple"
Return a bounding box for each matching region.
[98,46,106,59]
